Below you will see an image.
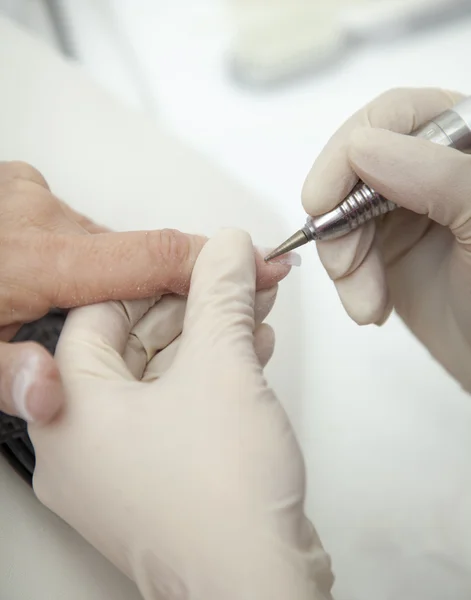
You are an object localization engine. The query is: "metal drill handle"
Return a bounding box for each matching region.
[303,96,471,242]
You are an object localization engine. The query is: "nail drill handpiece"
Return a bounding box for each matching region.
[265,96,471,262]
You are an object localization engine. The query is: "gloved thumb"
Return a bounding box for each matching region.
[179,229,286,362]
[348,128,471,237]
[0,341,63,423]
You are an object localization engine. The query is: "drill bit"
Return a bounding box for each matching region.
[264,229,309,262]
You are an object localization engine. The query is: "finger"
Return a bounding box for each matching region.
[141,287,278,381]
[123,295,186,379]
[0,161,50,189]
[334,239,389,325]
[316,221,384,324]
[142,323,274,383]
[0,323,22,342]
[56,298,159,379]
[0,341,63,423]
[301,88,462,326]
[177,229,259,361]
[43,230,289,308]
[302,87,463,216]
[254,286,278,326]
[316,219,376,280]
[348,128,471,241]
[253,323,275,367]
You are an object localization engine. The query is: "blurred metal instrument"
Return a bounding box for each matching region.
[229,0,471,88]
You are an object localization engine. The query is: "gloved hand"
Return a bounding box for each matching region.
[0,161,287,424]
[29,229,333,600]
[302,87,471,390]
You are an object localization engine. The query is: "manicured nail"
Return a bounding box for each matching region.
[256,247,302,267]
[12,353,39,422]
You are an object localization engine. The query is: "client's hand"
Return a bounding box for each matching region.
[29,229,333,600]
[0,161,286,423]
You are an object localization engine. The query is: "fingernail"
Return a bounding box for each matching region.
[255,247,302,267]
[12,353,39,422]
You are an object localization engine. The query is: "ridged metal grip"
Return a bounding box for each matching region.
[340,183,395,226]
[303,182,397,241]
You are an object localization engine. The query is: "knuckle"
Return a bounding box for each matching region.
[365,87,414,131]
[153,228,192,266]
[0,174,61,229]
[0,177,58,214]
[2,177,40,197]
[16,186,59,218]
[0,161,50,189]
[34,191,60,217]
[148,229,195,293]
[376,87,410,103]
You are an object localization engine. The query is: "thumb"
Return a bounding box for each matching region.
[0,342,63,424]
[179,229,275,359]
[348,128,471,238]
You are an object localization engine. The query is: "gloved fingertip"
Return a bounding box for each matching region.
[374,302,393,327]
[339,293,388,326]
[12,349,63,424]
[341,303,376,326]
[335,254,389,326]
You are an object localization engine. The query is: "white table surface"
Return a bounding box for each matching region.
[2,4,471,599]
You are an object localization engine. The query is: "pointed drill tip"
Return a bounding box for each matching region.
[263,249,281,262]
[264,229,309,262]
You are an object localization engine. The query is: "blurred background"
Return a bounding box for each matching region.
[2,2,471,599]
[1,0,470,205]
[1,0,470,227]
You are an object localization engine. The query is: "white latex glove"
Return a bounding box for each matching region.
[302,87,471,390]
[29,229,333,600]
